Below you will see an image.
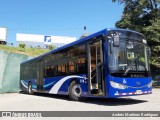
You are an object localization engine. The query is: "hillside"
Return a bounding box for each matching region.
[0,45,50,57]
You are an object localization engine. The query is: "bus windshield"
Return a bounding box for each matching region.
[108,38,150,75]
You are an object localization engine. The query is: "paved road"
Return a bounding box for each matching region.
[0,89,160,120]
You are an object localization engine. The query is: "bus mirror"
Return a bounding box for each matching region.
[113,35,120,47]
[147,47,151,58]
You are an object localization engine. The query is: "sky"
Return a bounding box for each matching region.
[0,0,123,45]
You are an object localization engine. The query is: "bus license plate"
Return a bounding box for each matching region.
[136,90,142,94]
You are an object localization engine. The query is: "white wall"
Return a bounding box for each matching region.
[0,28,7,41]
[16,33,76,44]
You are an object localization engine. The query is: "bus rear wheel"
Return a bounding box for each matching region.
[69,81,83,101]
[28,83,33,95]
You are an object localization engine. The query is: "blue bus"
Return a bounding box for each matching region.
[20,28,152,101]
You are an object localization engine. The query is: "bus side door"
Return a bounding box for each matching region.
[88,39,105,96]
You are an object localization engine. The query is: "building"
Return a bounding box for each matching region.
[16,33,76,48]
[0,27,7,44]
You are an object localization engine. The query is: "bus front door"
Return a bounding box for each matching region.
[88,40,105,96]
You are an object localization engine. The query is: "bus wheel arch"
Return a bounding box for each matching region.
[69,79,79,86]
[68,79,83,101]
[28,81,33,95]
[68,79,80,94]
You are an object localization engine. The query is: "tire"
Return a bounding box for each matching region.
[28,83,33,95]
[69,81,83,101]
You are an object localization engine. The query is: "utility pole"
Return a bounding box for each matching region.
[84,26,87,31]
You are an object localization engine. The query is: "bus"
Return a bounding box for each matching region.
[20,28,152,101]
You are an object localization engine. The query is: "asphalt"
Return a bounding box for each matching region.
[0,89,160,120]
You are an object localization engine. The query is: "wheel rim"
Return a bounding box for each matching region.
[72,84,82,97]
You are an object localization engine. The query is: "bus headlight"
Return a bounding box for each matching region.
[110,81,127,89]
[147,81,152,88]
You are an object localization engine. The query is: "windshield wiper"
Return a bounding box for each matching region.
[124,57,137,76]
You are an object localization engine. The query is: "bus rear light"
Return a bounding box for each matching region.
[110,81,127,90]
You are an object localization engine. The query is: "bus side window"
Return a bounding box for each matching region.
[52,65,56,77]
[69,62,75,74]
[61,64,67,75]
[57,65,61,75]
[54,64,67,76]
[77,58,86,74]
[44,65,54,77]
[54,65,58,76]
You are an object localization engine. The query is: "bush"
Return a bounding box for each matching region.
[48,45,55,50]
[19,43,26,48]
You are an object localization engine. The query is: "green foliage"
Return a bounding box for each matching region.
[37,45,41,49]
[19,43,26,48]
[47,45,56,50]
[0,45,50,57]
[113,0,160,66]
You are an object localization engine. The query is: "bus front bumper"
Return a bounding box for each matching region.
[107,81,152,98]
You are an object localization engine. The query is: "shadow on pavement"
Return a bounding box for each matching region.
[19,91,147,106]
[84,97,147,106]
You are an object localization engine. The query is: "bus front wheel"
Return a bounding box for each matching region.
[69,81,83,101]
[28,83,33,95]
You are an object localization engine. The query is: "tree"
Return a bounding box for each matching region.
[143,18,160,65]
[113,0,160,65]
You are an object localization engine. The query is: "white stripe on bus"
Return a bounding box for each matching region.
[49,75,83,94]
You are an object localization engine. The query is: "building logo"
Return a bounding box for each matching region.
[44,36,51,44]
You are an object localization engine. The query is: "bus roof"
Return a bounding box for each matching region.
[21,28,144,64]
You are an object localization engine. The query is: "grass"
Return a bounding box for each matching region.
[0,45,50,57]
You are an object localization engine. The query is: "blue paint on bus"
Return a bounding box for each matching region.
[20,28,152,100]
